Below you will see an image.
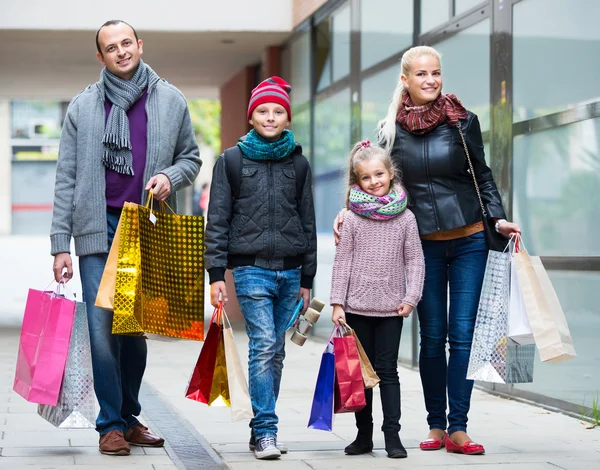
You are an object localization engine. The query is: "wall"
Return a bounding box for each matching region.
[293,0,328,27]
[219,67,256,150]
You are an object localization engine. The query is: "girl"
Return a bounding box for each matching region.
[330,140,425,459]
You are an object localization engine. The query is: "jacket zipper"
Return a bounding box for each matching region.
[423,138,441,231]
[267,162,275,260]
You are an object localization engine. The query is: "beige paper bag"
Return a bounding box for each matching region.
[222,311,253,421]
[514,250,576,363]
[351,331,380,389]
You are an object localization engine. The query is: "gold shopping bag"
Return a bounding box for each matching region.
[208,327,230,406]
[96,204,127,310]
[137,193,204,340]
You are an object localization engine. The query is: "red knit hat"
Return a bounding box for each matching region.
[247,76,292,121]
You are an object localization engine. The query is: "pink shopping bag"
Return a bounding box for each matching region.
[13,288,77,406]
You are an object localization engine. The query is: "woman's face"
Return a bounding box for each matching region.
[401,55,442,106]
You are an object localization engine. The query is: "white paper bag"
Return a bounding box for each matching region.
[508,259,535,345]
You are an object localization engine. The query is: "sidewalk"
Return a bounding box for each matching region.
[2,323,598,469]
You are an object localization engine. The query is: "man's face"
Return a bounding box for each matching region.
[96,23,143,80]
[248,103,290,141]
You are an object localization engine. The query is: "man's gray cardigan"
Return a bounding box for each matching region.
[50,76,201,256]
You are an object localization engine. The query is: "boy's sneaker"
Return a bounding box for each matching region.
[249,433,288,454]
[253,436,281,460]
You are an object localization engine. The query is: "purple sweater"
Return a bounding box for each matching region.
[330,209,425,317]
[104,91,148,208]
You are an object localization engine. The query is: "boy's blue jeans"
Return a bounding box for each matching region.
[78,210,147,436]
[417,231,488,435]
[233,266,300,440]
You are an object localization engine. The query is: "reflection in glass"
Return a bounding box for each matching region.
[289,32,311,106]
[316,4,351,91]
[433,18,490,132]
[420,0,449,34]
[361,64,398,142]
[513,118,600,256]
[513,0,600,122]
[291,109,311,162]
[360,0,412,70]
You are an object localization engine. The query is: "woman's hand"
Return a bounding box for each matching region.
[497,220,521,238]
[332,208,348,245]
[331,305,346,326]
[398,303,413,317]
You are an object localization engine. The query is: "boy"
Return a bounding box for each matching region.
[204,77,317,460]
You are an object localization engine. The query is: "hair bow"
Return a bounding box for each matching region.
[360,140,371,148]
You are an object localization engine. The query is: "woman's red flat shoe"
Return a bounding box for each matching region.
[445,436,485,455]
[419,432,447,451]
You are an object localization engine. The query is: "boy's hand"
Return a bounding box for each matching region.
[332,208,348,245]
[331,305,346,326]
[397,303,413,317]
[210,281,228,308]
[299,287,310,314]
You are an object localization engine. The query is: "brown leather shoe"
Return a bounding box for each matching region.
[99,430,130,456]
[125,423,165,447]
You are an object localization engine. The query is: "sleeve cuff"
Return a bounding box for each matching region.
[300,275,314,290]
[50,234,72,256]
[208,267,226,284]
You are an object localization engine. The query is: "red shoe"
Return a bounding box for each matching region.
[445,435,485,455]
[419,432,447,451]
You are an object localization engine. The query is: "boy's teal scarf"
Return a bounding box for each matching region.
[237,129,296,160]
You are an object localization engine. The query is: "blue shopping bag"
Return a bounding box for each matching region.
[307,339,336,431]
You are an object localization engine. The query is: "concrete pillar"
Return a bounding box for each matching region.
[0,100,11,235]
[262,46,281,80]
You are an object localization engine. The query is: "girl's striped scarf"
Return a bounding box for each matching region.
[348,185,407,220]
[396,90,468,135]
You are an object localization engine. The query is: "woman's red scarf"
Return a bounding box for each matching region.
[396,90,468,135]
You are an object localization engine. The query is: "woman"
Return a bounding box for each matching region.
[334,46,520,455]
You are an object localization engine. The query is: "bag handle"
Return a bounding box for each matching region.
[145,190,176,216]
[457,126,487,219]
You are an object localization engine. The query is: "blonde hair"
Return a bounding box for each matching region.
[377,46,442,154]
[346,141,400,206]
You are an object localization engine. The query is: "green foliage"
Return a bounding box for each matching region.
[580,393,600,427]
[188,99,221,154]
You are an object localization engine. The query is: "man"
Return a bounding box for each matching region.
[50,20,201,456]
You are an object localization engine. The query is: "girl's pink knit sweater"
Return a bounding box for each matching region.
[330,209,425,317]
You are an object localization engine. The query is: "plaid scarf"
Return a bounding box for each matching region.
[237,129,296,161]
[348,185,407,220]
[101,60,160,175]
[396,90,468,135]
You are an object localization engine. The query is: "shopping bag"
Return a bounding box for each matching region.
[307,336,336,431]
[38,301,95,428]
[467,249,535,384]
[112,201,144,335]
[222,310,253,421]
[514,250,576,363]
[207,327,230,406]
[95,205,125,310]
[13,287,77,406]
[185,307,222,403]
[345,323,379,389]
[508,238,534,345]
[333,325,366,414]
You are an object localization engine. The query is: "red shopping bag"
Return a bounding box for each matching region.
[333,326,366,413]
[13,288,77,406]
[185,306,223,403]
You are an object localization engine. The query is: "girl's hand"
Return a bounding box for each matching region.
[332,208,348,245]
[331,305,346,326]
[397,303,413,317]
[497,220,521,238]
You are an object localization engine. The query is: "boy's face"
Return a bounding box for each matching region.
[249,103,290,141]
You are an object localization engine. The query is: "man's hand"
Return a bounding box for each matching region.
[145,174,172,201]
[332,305,346,326]
[299,287,311,314]
[210,281,228,308]
[397,303,413,317]
[332,208,348,245]
[53,253,73,283]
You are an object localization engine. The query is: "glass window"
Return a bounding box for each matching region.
[313,88,351,232]
[433,18,491,132]
[513,0,600,122]
[420,0,449,34]
[360,0,413,70]
[455,0,484,15]
[513,118,600,256]
[316,4,351,91]
[291,108,311,161]
[289,32,311,107]
[513,271,600,408]
[361,64,399,141]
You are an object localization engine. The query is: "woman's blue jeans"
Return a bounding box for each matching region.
[78,210,147,436]
[418,231,487,435]
[232,266,300,440]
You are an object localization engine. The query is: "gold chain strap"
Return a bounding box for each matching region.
[457,126,487,218]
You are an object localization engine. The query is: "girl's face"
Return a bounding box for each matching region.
[401,55,443,106]
[355,158,394,197]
